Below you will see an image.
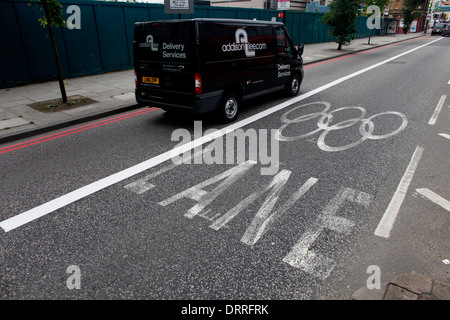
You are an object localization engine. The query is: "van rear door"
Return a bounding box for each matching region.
[134,21,195,106]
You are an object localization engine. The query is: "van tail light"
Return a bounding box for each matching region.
[134,70,138,87]
[195,73,202,94]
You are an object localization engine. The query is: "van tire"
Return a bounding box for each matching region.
[217,92,240,123]
[286,74,301,97]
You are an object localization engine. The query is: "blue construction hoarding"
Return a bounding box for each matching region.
[0,0,376,88]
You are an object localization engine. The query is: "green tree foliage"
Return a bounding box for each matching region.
[33,0,67,102]
[35,0,65,27]
[321,0,361,50]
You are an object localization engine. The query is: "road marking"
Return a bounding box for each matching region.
[283,188,371,279]
[374,146,424,238]
[240,177,318,246]
[0,108,159,155]
[0,37,442,233]
[275,102,408,152]
[158,161,256,219]
[124,149,206,194]
[428,94,447,125]
[438,133,450,140]
[304,55,357,69]
[209,169,293,231]
[416,188,450,212]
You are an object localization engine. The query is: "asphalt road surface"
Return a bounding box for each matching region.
[0,35,449,303]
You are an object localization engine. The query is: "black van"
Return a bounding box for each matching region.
[134,18,304,122]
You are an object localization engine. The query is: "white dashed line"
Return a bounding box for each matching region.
[416,188,450,212]
[428,94,447,125]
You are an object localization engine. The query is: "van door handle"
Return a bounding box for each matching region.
[178,65,185,70]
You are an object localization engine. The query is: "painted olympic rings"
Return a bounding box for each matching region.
[275,102,408,152]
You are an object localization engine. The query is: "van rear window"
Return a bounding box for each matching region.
[134,21,193,62]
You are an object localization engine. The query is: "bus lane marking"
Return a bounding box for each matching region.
[283,187,372,280]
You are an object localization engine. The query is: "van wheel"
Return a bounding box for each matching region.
[286,74,301,96]
[217,92,240,123]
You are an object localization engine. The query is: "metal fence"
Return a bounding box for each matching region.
[0,0,376,88]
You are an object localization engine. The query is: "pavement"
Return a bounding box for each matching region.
[1,30,449,300]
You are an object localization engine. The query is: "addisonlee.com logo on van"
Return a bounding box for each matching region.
[139,35,159,51]
[222,28,267,57]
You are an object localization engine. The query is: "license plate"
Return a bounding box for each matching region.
[143,76,159,84]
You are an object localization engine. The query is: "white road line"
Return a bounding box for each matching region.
[123,149,206,194]
[240,176,318,246]
[428,94,447,125]
[438,133,450,140]
[374,146,424,238]
[416,188,450,212]
[282,187,372,279]
[0,37,443,233]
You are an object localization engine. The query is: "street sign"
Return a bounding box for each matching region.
[277,0,290,11]
[164,0,194,14]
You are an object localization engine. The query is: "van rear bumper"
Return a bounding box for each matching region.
[135,90,223,114]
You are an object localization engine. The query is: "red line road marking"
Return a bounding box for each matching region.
[0,107,160,155]
[304,36,425,69]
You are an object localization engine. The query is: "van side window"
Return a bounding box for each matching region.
[276,28,291,55]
